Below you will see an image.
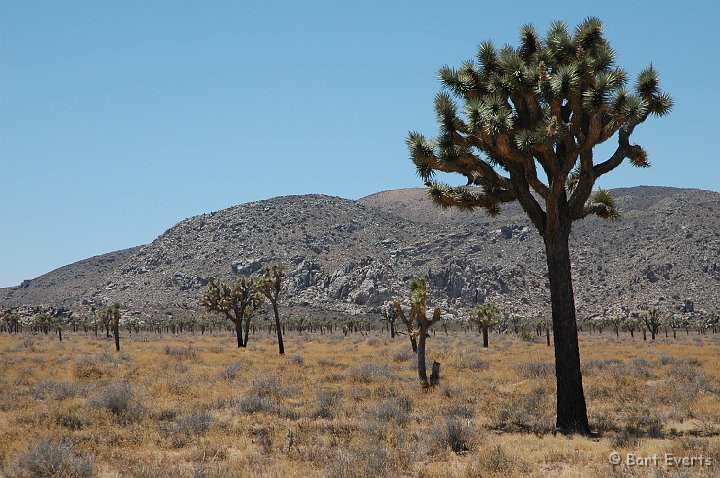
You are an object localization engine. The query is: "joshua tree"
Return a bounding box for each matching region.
[1,309,20,334]
[608,316,623,337]
[643,308,662,341]
[623,317,639,338]
[198,276,264,348]
[257,264,286,355]
[395,278,442,386]
[381,301,399,338]
[101,308,113,338]
[470,302,499,348]
[55,319,64,342]
[407,18,671,433]
[112,302,122,352]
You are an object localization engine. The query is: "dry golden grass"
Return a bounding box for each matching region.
[1,329,720,477]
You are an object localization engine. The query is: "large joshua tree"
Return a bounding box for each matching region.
[198,277,264,348]
[407,18,671,434]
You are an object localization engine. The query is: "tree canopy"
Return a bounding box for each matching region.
[407,17,672,230]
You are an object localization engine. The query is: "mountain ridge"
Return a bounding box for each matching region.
[3,186,719,320]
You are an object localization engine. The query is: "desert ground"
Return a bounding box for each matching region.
[1,328,719,477]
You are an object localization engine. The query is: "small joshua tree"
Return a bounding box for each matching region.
[55,318,64,342]
[470,303,499,348]
[257,264,286,355]
[381,301,399,338]
[198,276,264,348]
[623,317,638,338]
[395,278,442,386]
[643,308,662,341]
[608,316,623,337]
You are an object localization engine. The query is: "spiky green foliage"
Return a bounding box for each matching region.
[199,277,264,323]
[407,17,672,224]
[256,264,285,304]
[469,303,500,330]
[199,276,265,348]
[587,189,621,220]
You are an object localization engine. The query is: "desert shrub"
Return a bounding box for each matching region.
[54,409,88,431]
[316,358,340,367]
[671,360,708,384]
[321,373,345,383]
[445,403,474,419]
[158,408,179,421]
[367,401,410,425]
[349,386,370,401]
[658,355,676,366]
[583,358,623,374]
[34,381,84,400]
[10,439,95,478]
[432,416,473,453]
[91,381,133,416]
[314,388,343,419]
[365,337,381,347]
[495,386,553,434]
[632,358,656,377]
[483,443,514,473]
[238,395,276,414]
[174,363,189,374]
[392,350,412,363]
[74,356,104,379]
[325,445,393,478]
[346,364,392,383]
[13,367,35,386]
[612,410,665,447]
[516,360,553,378]
[164,345,197,361]
[251,373,281,397]
[217,362,243,381]
[289,354,304,365]
[174,412,213,437]
[465,355,489,371]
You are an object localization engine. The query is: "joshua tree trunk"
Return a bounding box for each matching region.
[544,215,590,435]
[113,322,120,352]
[243,318,251,347]
[482,326,489,348]
[272,301,284,355]
[234,319,243,348]
[417,328,428,384]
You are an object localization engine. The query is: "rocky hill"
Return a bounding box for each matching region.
[2,187,719,320]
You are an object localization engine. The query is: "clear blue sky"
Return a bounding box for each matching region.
[1,1,718,287]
